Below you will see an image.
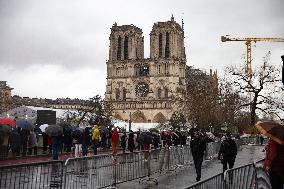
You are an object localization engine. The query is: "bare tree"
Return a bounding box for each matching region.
[225,53,284,127]
[62,95,113,127]
[182,66,219,130]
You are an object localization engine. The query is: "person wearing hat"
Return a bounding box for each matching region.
[218,132,238,172]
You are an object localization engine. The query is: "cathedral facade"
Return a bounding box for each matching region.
[105,16,186,123]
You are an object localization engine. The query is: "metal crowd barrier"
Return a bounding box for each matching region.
[224,163,256,189]
[0,160,64,189]
[241,136,268,145]
[204,142,221,160]
[183,173,226,189]
[185,158,271,189]
[64,154,114,189]
[0,141,232,189]
[253,159,271,189]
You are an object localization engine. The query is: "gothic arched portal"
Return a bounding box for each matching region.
[131,110,147,123]
[153,112,167,123]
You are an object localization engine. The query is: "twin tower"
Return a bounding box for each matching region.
[105,16,187,124]
[108,15,185,61]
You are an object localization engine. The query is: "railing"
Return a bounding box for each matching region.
[0,141,226,189]
[184,158,271,189]
[183,173,226,189]
[224,163,256,189]
[0,160,64,189]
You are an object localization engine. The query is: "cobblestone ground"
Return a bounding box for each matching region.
[116,145,266,189]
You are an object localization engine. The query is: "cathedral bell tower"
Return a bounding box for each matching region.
[150,15,186,60]
[108,23,144,61]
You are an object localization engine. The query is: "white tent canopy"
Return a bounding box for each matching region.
[113,120,159,132]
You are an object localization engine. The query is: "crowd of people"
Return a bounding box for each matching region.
[4,123,217,160]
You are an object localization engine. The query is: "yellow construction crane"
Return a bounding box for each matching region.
[221,35,284,78]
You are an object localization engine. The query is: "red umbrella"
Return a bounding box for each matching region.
[0,118,16,127]
[255,121,284,145]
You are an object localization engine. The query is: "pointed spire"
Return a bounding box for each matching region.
[171,14,174,21]
[182,19,184,31]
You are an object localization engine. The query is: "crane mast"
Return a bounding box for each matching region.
[221,35,284,78]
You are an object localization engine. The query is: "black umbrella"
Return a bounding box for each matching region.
[59,122,71,130]
[0,124,12,135]
[45,125,63,136]
[16,120,34,131]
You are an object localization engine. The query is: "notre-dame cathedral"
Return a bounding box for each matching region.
[105,16,187,123]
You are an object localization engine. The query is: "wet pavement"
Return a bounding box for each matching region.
[116,145,266,189]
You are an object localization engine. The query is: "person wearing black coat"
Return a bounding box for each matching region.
[190,131,206,181]
[10,128,22,157]
[20,129,30,156]
[63,128,73,152]
[128,130,135,152]
[82,128,91,156]
[218,132,237,172]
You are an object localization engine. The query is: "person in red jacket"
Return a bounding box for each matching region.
[111,127,119,156]
[263,139,284,189]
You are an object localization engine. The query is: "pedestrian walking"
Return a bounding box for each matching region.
[111,127,119,156]
[190,131,206,181]
[92,125,100,155]
[264,139,284,189]
[218,132,237,172]
[128,130,135,152]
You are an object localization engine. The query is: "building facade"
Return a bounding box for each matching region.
[105,16,187,123]
[0,81,14,113]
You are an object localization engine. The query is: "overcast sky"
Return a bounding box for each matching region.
[0,0,283,100]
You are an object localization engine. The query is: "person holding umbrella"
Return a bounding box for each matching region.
[9,127,21,157]
[72,126,83,158]
[27,128,38,155]
[256,121,284,189]
[45,124,63,160]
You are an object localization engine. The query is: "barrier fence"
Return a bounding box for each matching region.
[0,160,64,189]
[184,158,270,189]
[0,141,227,189]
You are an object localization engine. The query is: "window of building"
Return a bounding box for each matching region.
[164,88,169,98]
[124,36,128,60]
[165,32,170,58]
[159,33,163,57]
[115,88,120,100]
[139,65,149,76]
[135,82,149,97]
[157,88,162,98]
[117,36,122,60]
[158,65,161,74]
[122,88,127,100]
